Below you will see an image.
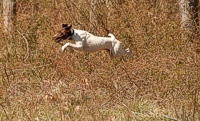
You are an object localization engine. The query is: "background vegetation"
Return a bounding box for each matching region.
[0,0,199,120]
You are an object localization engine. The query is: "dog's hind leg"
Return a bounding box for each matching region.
[112,41,128,57]
[110,41,126,61]
[111,41,133,62]
[125,48,133,58]
[105,49,114,58]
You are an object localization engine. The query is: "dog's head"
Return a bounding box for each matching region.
[53,24,73,43]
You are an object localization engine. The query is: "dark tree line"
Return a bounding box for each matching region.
[3,0,199,37]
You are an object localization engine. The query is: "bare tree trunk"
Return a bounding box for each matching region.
[106,0,111,33]
[179,0,199,38]
[89,0,96,30]
[3,0,16,33]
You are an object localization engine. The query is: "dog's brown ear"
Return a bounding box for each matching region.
[66,24,72,29]
[62,24,68,28]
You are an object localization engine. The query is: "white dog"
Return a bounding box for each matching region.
[53,24,132,58]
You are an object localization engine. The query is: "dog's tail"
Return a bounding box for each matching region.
[108,33,115,39]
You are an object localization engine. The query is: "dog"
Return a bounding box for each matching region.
[53,24,133,58]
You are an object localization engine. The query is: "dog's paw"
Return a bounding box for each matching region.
[67,46,74,53]
[62,46,66,52]
[126,48,133,57]
[125,48,130,52]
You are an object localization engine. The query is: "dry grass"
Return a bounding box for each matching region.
[0,0,200,120]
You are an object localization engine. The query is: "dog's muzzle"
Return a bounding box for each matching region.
[53,35,62,43]
[53,34,71,43]
[54,38,62,43]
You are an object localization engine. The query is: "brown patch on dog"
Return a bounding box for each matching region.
[53,24,72,42]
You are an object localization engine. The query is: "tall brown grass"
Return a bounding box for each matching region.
[0,0,199,120]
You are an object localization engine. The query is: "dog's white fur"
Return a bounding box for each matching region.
[59,29,132,58]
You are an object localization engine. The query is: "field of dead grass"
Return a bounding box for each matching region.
[0,0,200,120]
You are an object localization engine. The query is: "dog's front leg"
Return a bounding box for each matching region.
[67,46,74,53]
[62,42,83,52]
